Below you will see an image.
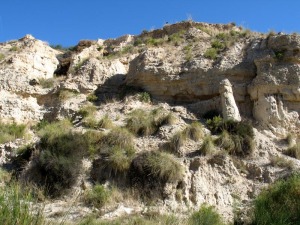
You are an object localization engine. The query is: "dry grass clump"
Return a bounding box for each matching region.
[284,142,300,159]
[78,105,113,129]
[183,122,204,141]
[29,119,89,197]
[90,128,136,181]
[163,121,204,156]
[126,108,175,136]
[198,136,215,156]
[269,155,294,170]
[130,151,183,184]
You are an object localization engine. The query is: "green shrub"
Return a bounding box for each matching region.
[138,92,151,103]
[211,40,225,50]
[84,184,111,208]
[87,93,98,102]
[168,31,185,45]
[198,136,214,156]
[207,118,254,157]
[38,78,55,89]
[275,50,285,60]
[130,151,183,184]
[0,183,45,225]
[252,173,300,225]
[206,116,223,134]
[0,122,26,144]
[188,205,225,225]
[284,143,300,159]
[204,48,218,60]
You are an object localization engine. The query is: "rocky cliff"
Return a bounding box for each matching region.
[0,21,299,224]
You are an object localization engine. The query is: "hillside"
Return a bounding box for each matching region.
[0,21,299,224]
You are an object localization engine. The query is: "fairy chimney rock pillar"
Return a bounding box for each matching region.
[219,79,241,121]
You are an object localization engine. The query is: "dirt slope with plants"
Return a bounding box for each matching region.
[0,21,299,225]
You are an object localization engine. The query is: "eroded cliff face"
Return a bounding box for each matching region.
[0,21,300,223]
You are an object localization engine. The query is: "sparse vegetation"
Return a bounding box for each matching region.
[38,77,55,89]
[87,93,98,102]
[0,183,45,225]
[0,122,26,144]
[126,108,173,136]
[274,50,285,60]
[252,173,300,225]
[269,155,294,170]
[58,89,79,101]
[168,30,185,45]
[204,30,246,60]
[198,136,214,156]
[284,142,300,159]
[183,121,204,141]
[204,47,218,60]
[138,92,151,103]
[79,212,183,225]
[184,44,193,61]
[78,105,97,118]
[30,119,88,197]
[0,53,5,61]
[74,58,89,72]
[163,122,203,156]
[165,131,187,156]
[207,117,254,157]
[9,46,20,52]
[91,128,136,180]
[188,204,225,225]
[84,184,111,208]
[130,151,183,184]
[98,114,114,129]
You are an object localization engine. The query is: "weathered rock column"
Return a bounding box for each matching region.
[219,79,241,121]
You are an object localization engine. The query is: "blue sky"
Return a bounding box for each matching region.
[1,0,300,46]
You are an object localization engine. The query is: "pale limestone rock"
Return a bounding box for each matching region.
[219,79,241,121]
[0,90,43,123]
[67,58,127,92]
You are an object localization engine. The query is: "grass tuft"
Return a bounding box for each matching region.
[130,151,183,184]
[126,108,172,136]
[0,122,26,144]
[198,136,214,156]
[284,143,300,159]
